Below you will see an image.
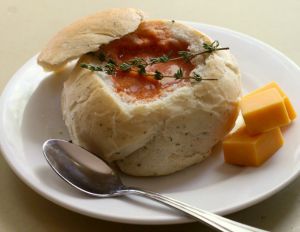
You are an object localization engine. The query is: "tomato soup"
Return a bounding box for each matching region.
[101,21,195,100]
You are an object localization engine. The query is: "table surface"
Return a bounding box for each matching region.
[1,0,300,231]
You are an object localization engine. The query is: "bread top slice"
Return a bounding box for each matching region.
[38,8,145,71]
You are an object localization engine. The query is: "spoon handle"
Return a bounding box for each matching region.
[125,188,268,232]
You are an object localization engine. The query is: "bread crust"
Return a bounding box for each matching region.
[61,19,241,176]
[38,8,145,71]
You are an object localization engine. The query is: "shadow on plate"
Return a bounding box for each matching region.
[21,68,70,145]
[121,143,244,194]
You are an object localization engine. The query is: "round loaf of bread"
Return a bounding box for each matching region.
[39,8,241,176]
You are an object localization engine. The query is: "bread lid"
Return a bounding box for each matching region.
[37,8,145,71]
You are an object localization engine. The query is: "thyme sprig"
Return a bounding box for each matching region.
[80,59,117,75]
[139,69,217,81]
[81,40,229,82]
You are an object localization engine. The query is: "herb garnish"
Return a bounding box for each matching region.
[80,40,228,82]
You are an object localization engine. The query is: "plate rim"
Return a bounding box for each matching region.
[0,21,300,225]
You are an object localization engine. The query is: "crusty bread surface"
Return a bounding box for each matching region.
[59,16,241,176]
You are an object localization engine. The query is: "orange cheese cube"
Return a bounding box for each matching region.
[284,97,297,120]
[223,126,284,166]
[245,81,296,121]
[241,88,290,134]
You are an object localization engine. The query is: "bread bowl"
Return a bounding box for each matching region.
[38,8,241,176]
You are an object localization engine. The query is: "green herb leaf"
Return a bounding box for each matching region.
[138,64,146,75]
[149,54,169,65]
[174,68,183,79]
[178,51,192,62]
[154,70,163,80]
[104,61,116,75]
[128,57,146,66]
[119,63,131,72]
[203,40,220,52]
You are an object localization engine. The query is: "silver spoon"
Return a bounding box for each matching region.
[43,139,268,232]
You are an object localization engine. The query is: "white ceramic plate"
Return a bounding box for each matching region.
[1,22,300,225]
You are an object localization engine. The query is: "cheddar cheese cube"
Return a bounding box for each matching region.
[241,88,290,134]
[223,126,284,166]
[245,81,296,121]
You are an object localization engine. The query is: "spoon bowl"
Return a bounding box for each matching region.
[43,139,126,197]
[43,139,268,232]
